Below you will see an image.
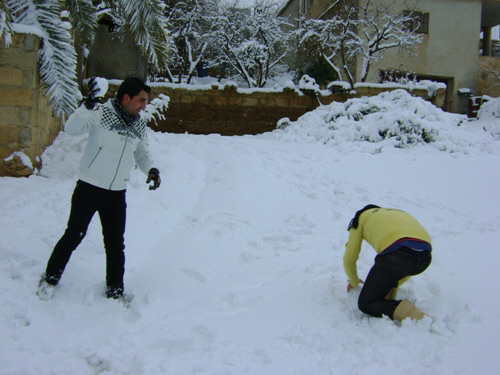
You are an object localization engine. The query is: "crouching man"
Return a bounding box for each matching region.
[344,205,432,321]
[37,77,161,302]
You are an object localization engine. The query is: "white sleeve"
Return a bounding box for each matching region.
[64,105,100,135]
[134,134,155,175]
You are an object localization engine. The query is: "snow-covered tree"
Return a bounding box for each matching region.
[209,0,293,88]
[296,6,359,88]
[161,0,218,84]
[297,0,422,89]
[1,0,170,117]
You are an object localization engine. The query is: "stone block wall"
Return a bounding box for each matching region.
[106,83,445,136]
[0,33,61,177]
[148,85,334,135]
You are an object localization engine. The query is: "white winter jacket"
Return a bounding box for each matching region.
[65,100,154,191]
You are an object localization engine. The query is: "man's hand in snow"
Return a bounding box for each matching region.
[347,279,364,293]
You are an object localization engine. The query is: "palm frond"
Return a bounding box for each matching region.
[10,0,81,117]
[0,1,14,43]
[65,0,98,46]
[118,0,169,70]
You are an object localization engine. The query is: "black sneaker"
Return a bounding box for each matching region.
[106,287,133,307]
[105,287,124,299]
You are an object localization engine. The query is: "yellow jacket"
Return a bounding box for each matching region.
[343,208,431,287]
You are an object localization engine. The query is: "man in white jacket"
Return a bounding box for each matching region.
[37,77,161,302]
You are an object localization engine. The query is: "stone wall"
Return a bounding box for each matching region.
[0,33,61,177]
[107,83,446,136]
[148,85,327,135]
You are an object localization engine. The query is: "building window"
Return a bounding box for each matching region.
[403,11,430,34]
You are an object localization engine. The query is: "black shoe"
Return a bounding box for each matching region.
[106,287,133,307]
[105,287,124,299]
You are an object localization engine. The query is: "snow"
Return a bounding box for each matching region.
[354,80,447,98]
[11,23,44,39]
[476,97,500,138]
[83,77,109,97]
[298,74,320,92]
[94,77,109,98]
[145,78,300,95]
[458,88,472,95]
[1,92,500,374]
[328,80,352,91]
[145,74,449,100]
[4,150,33,169]
[140,94,170,125]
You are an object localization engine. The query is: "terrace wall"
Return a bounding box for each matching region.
[126,83,445,136]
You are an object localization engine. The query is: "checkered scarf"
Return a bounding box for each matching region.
[111,98,140,127]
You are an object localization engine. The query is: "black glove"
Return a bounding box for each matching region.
[84,77,99,109]
[146,168,161,190]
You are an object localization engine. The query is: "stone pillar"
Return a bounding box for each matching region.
[0,33,61,177]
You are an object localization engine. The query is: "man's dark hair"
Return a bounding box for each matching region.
[116,77,151,101]
[347,204,380,230]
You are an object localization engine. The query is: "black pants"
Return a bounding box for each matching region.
[45,180,127,291]
[358,247,432,319]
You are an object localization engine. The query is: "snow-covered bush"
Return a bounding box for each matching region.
[271,89,499,153]
[327,81,351,94]
[140,94,170,125]
[298,75,320,94]
[476,97,500,139]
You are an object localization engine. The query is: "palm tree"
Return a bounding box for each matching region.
[1,0,170,118]
[0,1,13,39]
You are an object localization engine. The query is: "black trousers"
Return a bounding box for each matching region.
[358,247,432,319]
[45,180,127,291]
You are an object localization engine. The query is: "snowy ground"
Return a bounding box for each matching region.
[1,92,499,374]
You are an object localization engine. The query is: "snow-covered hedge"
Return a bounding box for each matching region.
[273,90,499,153]
[476,97,500,139]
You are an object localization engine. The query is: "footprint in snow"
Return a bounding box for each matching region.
[180,268,207,283]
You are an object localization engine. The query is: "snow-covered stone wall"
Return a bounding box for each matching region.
[105,82,445,136]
